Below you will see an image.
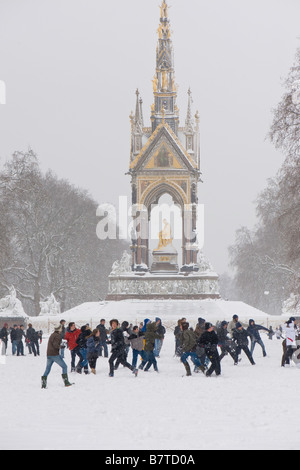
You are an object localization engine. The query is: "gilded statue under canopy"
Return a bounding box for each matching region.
[154,218,173,251]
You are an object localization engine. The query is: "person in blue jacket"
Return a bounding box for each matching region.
[86,328,101,374]
[247,319,270,357]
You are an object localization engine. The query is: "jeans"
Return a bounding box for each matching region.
[29,341,37,356]
[12,340,18,355]
[78,348,89,368]
[143,350,158,371]
[132,349,145,368]
[43,355,68,376]
[181,351,203,368]
[17,341,24,356]
[99,340,108,357]
[154,339,163,357]
[70,348,83,369]
[250,338,266,356]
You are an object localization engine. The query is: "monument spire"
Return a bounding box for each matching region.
[151,0,179,135]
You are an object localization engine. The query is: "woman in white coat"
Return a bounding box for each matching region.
[282,317,297,367]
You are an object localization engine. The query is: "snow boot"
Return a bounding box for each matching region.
[41,376,47,389]
[62,373,72,387]
[183,362,192,376]
[132,368,138,377]
[91,368,96,375]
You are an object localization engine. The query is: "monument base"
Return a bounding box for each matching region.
[106,271,220,301]
[150,248,179,273]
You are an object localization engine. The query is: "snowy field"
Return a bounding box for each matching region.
[1,321,300,451]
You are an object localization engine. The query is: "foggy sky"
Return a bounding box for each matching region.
[0,0,299,275]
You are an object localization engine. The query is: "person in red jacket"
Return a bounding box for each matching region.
[64,322,82,372]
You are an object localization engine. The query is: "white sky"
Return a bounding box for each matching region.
[0,0,299,274]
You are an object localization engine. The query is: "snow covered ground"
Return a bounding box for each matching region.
[1,318,300,450]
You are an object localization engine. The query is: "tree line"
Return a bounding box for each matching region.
[221,47,300,315]
[0,149,127,315]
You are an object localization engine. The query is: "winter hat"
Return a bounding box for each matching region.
[236,322,242,328]
[198,317,205,324]
[221,321,228,327]
[54,325,62,332]
[205,322,213,330]
[233,315,238,320]
[121,321,129,330]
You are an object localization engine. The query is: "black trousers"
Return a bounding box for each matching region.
[87,352,98,369]
[282,345,295,366]
[17,341,24,356]
[219,345,237,363]
[109,350,134,375]
[236,345,255,364]
[205,348,221,376]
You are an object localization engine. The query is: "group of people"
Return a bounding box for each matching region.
[1,312,298,388]
[174,314,291,377]
[0,323,42,357]
[41,317,166,388]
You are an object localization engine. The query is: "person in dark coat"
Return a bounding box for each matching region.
[26,323,37,356]
[59,320,66,358]
[107,319,138,377]
[139,321,163,372]
[232,323,255,365]
[75,325,91,374]
[96,319,109,357]
[0,323,9,354]
[194,317,206,339]
[86,328,101,374]
[35,330,43,356]
[216,321,238,364]
[174,318,186,356]
[154,317,166,357]
[16,325,26,356]
[178,321,205,376]
[199,323,221,377]
[247,319,270,357]
[10,325,18,355]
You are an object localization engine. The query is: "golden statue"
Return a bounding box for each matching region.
[154,218,173,251]
[161,1,168,18]
[152,75,158,92]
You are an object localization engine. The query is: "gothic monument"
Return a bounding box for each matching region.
[106,0,219,300]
